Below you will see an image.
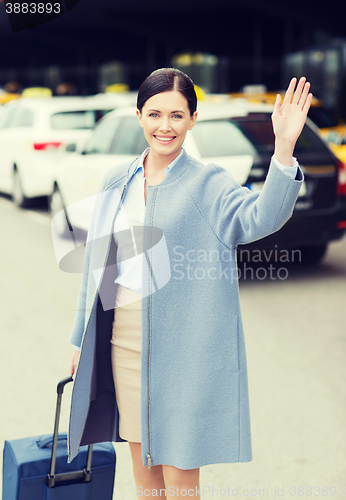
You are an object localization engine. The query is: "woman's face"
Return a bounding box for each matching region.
[136,90,197,161]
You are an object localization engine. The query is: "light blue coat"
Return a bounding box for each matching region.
[67,149,303,469]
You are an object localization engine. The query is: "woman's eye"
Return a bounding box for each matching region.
[149,113,158,118]
[173,114,183,119]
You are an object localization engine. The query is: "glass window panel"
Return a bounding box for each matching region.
[83,117,122,154]
[51,110,97,130]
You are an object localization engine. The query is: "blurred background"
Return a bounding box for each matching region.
[0,1,346,499]
[0,0,345,110]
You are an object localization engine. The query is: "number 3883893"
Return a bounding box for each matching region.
[5,2,61,14]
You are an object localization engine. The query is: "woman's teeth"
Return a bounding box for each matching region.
[155,136,175,142]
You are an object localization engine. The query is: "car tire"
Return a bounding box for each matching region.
[12,169,29,208]
[298,244,328,265]
[49,185,70,238]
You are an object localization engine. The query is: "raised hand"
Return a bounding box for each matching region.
[272,77,313,166]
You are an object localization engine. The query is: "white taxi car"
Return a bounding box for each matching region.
[0,93,136,207]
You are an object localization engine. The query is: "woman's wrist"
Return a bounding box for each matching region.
[273,138,295,167]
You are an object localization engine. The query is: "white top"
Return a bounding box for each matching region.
[113,147,184,293]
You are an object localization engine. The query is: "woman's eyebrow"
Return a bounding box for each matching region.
[147,109,185,114]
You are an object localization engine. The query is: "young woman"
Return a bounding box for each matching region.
[68,68,312,499]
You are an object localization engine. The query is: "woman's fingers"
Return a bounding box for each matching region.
[272,93,282,115]
[282,77,297,105]
[282,76,312,113]
[299,81,310,105]
[302,92,313,114]
[291,77,306,105]
[71,350,80,376]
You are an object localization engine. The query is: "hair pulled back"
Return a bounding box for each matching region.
[137,68,197,117]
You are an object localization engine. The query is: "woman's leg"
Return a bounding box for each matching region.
[162,465,200,499]
[129,442,167,499]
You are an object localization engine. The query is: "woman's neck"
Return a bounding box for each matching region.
[143,148,182,177]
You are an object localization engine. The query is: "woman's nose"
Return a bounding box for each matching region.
[159,117,171,132]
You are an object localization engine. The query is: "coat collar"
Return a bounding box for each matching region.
[125,148,190,187]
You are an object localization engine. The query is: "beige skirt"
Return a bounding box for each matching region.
[110,284,142,443]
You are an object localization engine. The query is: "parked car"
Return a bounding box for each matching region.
[229,87,346,165]
[50,101,346,265]
[0,93,136,207]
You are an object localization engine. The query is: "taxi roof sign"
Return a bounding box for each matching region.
[105,83,129,93]
[194,85,206,101]
[22,87,52,98]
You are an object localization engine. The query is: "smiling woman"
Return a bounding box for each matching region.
[67,68,312,499]
[135,69,198,201]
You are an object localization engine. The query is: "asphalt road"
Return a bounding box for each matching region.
[1,195,345,499]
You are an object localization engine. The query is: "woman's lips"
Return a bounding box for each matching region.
[154,135,176,144]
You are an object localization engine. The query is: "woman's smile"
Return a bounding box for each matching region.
[153,135,176,144]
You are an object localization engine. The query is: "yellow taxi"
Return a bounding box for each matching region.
[0,91,21,105]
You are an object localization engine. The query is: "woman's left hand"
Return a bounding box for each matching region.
[272,76,313,166]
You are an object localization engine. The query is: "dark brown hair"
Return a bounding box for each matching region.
[137,68,197,116]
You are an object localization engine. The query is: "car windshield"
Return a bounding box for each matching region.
[192,113,327,157]
[50,109,112,130]
[307,107,340,129]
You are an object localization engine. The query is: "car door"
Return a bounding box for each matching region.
[0,107,36,195]
[0,107,22,193]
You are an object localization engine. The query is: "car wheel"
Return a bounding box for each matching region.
[298,244,328,265]
[12,169,29,208]
[49,186,70,237]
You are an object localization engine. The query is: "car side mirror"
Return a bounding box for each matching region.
[65,143,77,152]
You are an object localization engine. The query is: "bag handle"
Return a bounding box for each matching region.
[47,376,93,488]
[37,434,67,449]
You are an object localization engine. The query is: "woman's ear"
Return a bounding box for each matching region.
[136,109,144,128]
[188,111,198,130]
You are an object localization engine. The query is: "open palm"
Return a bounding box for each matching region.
[272,77,313,146]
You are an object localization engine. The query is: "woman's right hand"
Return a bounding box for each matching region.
[71,349,80,377]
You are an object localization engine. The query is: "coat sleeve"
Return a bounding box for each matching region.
[201,157,304,248]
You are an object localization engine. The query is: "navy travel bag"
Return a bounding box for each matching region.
[2,376,116,500]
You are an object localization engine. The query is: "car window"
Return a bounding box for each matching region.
[193,113,327,157]
[109,116,148,155]
[96,109,113,121]
[0,109,10,129]
[12,108,34,127]
[307,107,340,128]
[51,110,100,130]
[1,108,21,128]
[83,117,122,154]
[192,120,257,157]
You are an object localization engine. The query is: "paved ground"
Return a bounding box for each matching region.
[1,195,345,499]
